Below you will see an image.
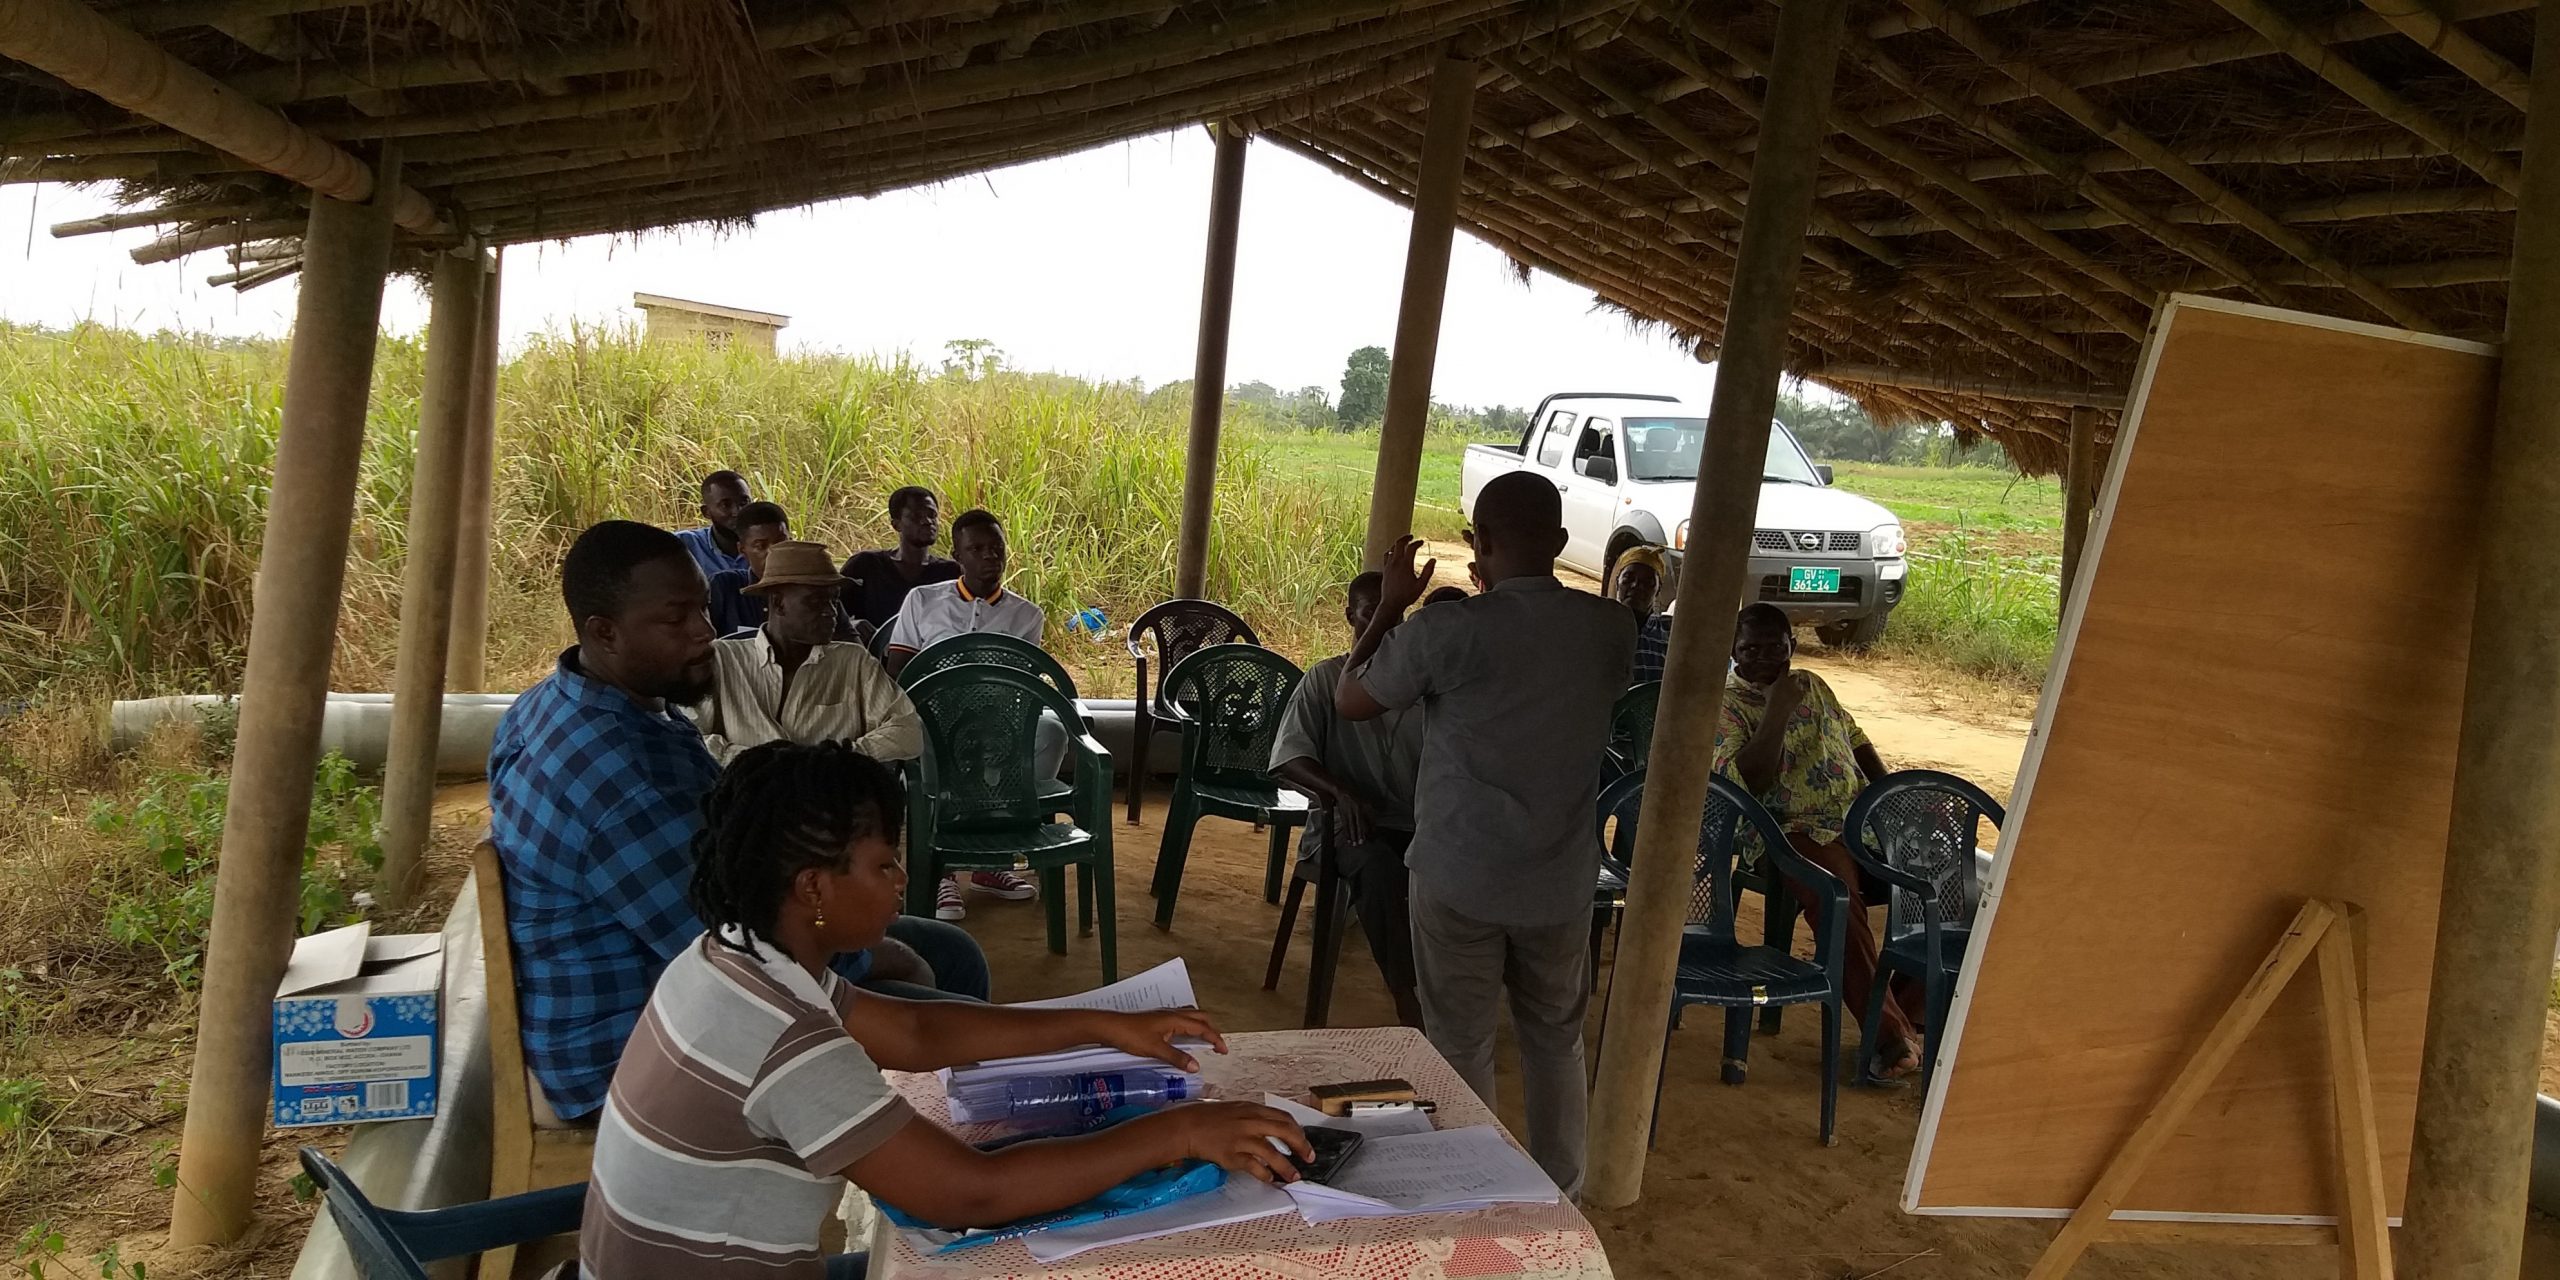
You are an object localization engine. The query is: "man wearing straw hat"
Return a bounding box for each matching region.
[691,540,921,767]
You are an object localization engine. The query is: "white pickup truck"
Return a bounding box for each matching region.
[1457,392,1908,647]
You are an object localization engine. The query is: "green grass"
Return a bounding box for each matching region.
[1826,462,2062,690]
[0,322,1372,698]
[1243,427,1468,541]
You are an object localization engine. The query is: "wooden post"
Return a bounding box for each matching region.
[169,181,395,1248]
[1582,0,1848,1210]
[446,248,500,691]
[377,248,486,910]
[2401,8,2560,1275]
[2060,405,2097,601]
[1361,51,1474,569]
[1175,126,1248,600]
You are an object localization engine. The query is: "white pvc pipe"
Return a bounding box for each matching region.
[109,693,514,775]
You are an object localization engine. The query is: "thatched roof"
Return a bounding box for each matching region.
[0,1,2539,469]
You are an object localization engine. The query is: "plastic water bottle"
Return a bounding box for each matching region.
[1066,606,1108,640]
[950,1069,1193,1127]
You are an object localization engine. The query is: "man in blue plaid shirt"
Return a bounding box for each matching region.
[491,521,985,1122]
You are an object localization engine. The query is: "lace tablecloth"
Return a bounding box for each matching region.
[867,1026,1613,1279]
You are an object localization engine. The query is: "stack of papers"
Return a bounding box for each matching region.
[1281,1126,1563,1224]
[940,959,1212,1122]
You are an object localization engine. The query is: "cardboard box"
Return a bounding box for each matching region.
[271,922,443,1128]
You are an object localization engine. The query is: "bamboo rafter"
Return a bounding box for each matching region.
[2356,0,2530,110]
[1891,0,2436,331]
[2206,0,2520,194]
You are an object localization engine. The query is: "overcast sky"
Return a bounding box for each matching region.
[2,127,1726,412]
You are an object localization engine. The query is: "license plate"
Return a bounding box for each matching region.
[1788,566,1841,594]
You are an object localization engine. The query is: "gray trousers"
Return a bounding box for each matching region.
[1408,874,1592,1199]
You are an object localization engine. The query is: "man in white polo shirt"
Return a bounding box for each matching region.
[883,508,1049,920]
[883,507,1043,666]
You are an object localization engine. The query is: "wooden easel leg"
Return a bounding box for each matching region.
[2316,910,2394,1280]
[2027,900,2342,1280]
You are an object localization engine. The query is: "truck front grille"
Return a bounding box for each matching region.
[1751,530,1862,554]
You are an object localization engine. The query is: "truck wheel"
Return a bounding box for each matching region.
[1817,610,1890,650]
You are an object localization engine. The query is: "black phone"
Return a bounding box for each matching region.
[1295,1125,1364,1184]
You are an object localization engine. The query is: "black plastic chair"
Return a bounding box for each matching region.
[298,1146,588,1280]
[1604,681,1661,779]
[1665,774,1851,1145]
[1146,643,1304,930]
[1124,599,1257,823]
[1843,769,2005,1088]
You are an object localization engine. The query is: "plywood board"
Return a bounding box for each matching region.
[1905,296,2500,1222]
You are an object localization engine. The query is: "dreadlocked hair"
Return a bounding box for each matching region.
[690,740,905,959]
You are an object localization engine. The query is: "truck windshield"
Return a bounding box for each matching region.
[1621,419,1822,485]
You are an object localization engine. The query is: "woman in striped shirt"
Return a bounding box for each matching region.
[581,741,1310,1278]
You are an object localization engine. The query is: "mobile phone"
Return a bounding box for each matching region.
[1295,1125,1365,1184]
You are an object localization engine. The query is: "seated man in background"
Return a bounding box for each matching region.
[705,500,793,637]
[882,507,1045,921]
[489,522,982,1126]
[1270,571,1425,1029]
[676,469,754,583]
[843,485,960,649]
[692,540,925,766]
[1711,602,1924,1080]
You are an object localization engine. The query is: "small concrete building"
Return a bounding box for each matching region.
[632,292,789,355]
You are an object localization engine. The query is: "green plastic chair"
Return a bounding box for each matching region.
[905,664,1118,981]
[1146,644,1305,931]
[1606,680,1661,779]
[898,631,1084,814]
[896,631,1079,698]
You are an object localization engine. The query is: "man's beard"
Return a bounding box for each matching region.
[661,666,717,705]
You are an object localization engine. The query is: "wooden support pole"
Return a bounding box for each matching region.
[2400,8,2560,1276]
[1175,126,1248,600]
[1362,52,1475,569]
[2060,406,2098,602]
[377,248,485,910]
[168,181,395,1248]
[1583,0,1847,1209]
[448,249,500,692]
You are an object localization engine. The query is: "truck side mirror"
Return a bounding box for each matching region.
[1582,455,1618,485]
[1815,463,1834,484]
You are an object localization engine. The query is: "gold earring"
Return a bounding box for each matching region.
[813,906,827,928]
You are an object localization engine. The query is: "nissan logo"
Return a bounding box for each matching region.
[1795,531,1821,551]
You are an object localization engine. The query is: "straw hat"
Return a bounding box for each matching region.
[742,541,842,594]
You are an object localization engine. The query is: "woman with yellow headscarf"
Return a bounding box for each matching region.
[1610,546,1673,684]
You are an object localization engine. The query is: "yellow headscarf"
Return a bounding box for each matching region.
[1611,545,1669,597]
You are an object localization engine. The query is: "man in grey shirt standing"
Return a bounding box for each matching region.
[1335,471,1635,1197]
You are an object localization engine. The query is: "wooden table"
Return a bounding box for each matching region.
[867,1026,1614,1279]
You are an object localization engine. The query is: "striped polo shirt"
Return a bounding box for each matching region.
[581,930,915,1278]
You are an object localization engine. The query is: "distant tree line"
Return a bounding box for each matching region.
[1140,344,1530,439]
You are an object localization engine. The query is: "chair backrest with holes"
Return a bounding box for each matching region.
[1127,600,1256,711]
[1845,769,2006,945]
[897,631,1079,700]
[1595,768,1645,881]
[1691,775,1791,942]
[908,665,1080,831]
[1161,643,1300,789]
